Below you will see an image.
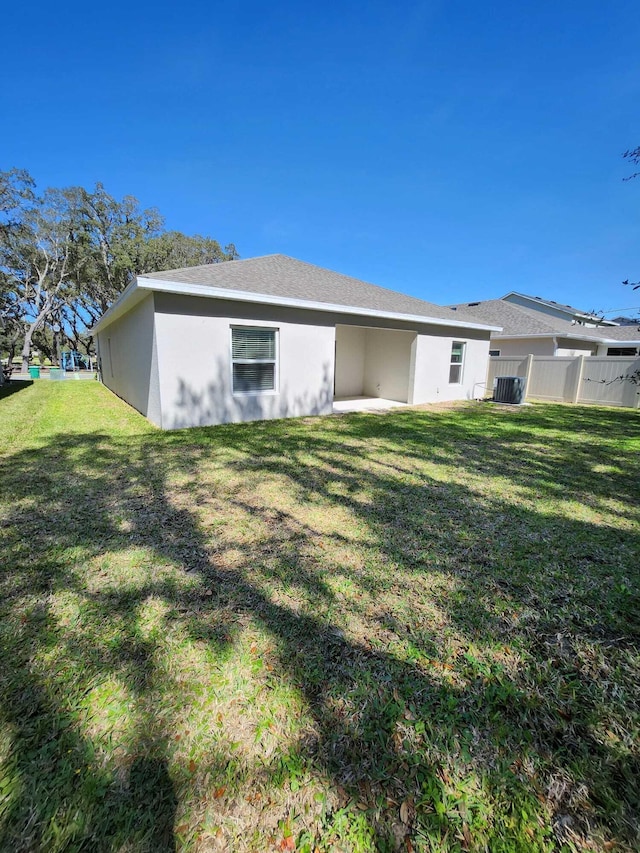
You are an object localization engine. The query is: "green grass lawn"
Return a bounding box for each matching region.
[0,381,639,853]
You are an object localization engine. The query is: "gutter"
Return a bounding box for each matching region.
[494,332,640,345]
[92,275,502,335]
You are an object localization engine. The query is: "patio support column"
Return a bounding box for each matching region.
[407,336,418,404]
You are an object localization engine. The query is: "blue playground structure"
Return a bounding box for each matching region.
[60,351,92,371]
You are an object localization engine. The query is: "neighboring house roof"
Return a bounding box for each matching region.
[501,291,618,325]
[448,299,640,345]
[611,315,640,326]
[94,254,501,335]
[449,299,562,336]
[585,324,640,342]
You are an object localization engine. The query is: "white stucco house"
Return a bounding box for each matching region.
[92,254,500,429]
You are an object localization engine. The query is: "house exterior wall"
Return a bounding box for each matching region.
[410,333,490,403]
[152,296,492,427]
[96,293,161,426]
[362,328,414,402]
[330,317,491,406]
[335,323,486,405]
[153,293,336,428]
[334,326,366,396]
[98,292,493,428]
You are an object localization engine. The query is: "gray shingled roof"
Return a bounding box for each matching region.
[448,299,561,335]
[449,298,640,342]
[587,323,640,342]
[142,254,467,323]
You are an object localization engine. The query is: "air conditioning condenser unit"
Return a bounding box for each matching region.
[493,375,526,404]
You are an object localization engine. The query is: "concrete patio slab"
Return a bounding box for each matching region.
[332,396,407,413]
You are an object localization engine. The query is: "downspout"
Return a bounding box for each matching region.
[552,336,558,356]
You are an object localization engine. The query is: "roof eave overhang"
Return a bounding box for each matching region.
[91,279,145,335]
[93,275,502,334]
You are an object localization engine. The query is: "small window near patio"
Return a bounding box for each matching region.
[449,341,465,383]
[231,327,277,394]
[607,347,637,357]
[489,349,501,357]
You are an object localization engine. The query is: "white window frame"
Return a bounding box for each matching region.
[449,341,466,384]
[230,325,279,396]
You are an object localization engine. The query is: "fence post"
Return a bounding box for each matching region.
[524,353,534,400]
[572,355,585,404]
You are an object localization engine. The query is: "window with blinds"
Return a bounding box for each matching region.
[449,341,465,384]
[231,327,277,394]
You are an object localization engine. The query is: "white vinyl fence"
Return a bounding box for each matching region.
[487,355,640,408]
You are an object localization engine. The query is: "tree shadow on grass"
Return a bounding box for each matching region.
[128,757,178,852]
[0,379,33,400]
[0,403,638,850]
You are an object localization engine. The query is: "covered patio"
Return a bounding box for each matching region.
[333,323,415,410]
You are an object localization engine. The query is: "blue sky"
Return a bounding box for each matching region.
[2,0,639,315]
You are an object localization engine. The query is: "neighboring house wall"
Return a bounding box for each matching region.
[555,338,597,357]
[595,344,640,357]
[502,294,616,328]
[96,293,161,426]
[502,294,580,324]
[491,337,606,358]
[153,293,336,428]
[487,337,554,357]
